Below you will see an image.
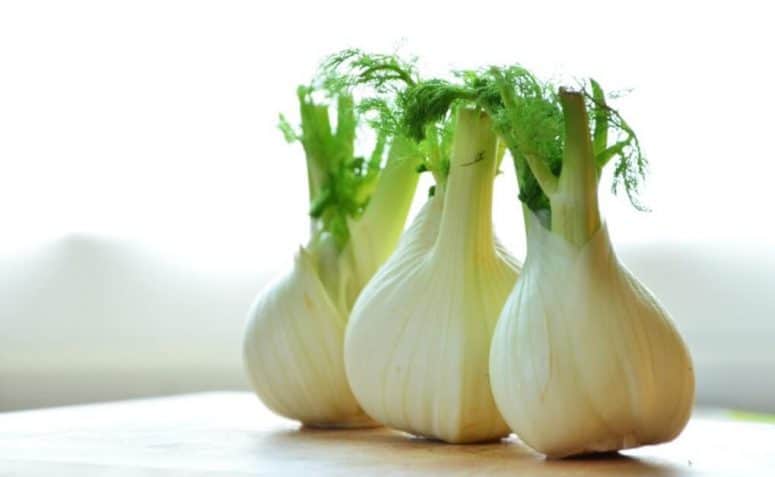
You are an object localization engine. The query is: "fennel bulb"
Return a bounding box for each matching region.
[488,88,694,457]
[490,209,694,457]
[243,247,367,427]
[344,109,520,443]
[243,84,421,428]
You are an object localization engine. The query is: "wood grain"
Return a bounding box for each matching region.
[0,392,772,476]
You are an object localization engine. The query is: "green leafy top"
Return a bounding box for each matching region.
[586,79,648,210]
[277,50,452,252]
[320,49,418,95]
[398,66,648,219]
[278,85,385,251]
[320,49,455,190]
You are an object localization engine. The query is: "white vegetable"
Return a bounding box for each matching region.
[488,89,694,457]
[344,109,520,443]
[490,210,694,457]
[243,85,420,428]
[243,247,374,427]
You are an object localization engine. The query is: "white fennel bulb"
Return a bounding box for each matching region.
[243,84,421,428]
[490,211,694,457]
[345,109,520,443]
[244,247,368,427]
[485,84,695,457]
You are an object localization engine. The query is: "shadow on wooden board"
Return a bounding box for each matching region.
[254,425,683,476]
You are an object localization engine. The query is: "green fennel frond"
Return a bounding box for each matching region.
[484,66,563,213]
[584,79,649,211]
[395,68,555,211]
[319,48,418,95]
[279,50,442,251]
[322,50,458,189]
[399,79,475,141]
[395,66,648,214]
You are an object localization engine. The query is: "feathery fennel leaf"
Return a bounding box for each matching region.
[322,49,456,188]
[584,81,648,211]
[319,48,418,94]
[397,65,648,215]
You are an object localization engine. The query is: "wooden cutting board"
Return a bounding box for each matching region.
[0,392,772,476]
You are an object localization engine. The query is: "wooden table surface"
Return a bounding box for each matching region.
[0,392,773,476]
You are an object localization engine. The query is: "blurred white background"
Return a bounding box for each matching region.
[1,0,773,412]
